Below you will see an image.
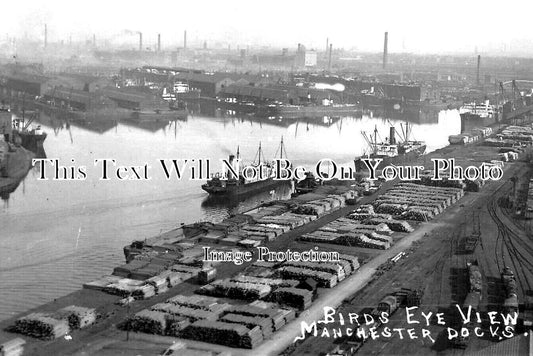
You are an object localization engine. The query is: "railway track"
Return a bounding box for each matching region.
[486,185,533,296]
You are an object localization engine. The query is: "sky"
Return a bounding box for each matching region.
[3,0,533,54]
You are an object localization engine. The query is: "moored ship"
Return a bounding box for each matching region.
[355,122,426,171]
[459,100,496,120]
[201,138,291,197]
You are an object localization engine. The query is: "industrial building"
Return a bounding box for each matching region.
[42,88,116,112]
[218,83,340,105]
[0,73,51,97]
[100,88,168,111]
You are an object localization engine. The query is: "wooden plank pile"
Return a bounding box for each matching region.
[131,284,156,299]
[231,275,300,289]
[0,338,25,356]
[283,261,348,281]
[277,266,338,288]
[270,287,313,310]
[201,279,272,300]
[371,183,464,222]
[123,309,167,334]
[364,218,414,233]
[112,259,149,278]
[55,305,96,330]
[146,274,169,294]
[182,320,262,349]
[338,254,360,270]
[249,300,296,324]
[244,204,288,220]
[225,304,286,331]
[220,313,273,338]
[82,275,122,291]
[335,233,390,249]
[12,313,69,340]
[150,303,219,322]
[166,294,222,311]
[164,315,191,337]
[257,213,316,229]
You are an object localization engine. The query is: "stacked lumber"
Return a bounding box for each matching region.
[112,259,149,278]
[364,218,414,233]
[257,213,315,229]
[270,287,313,310]
[205,279,272,300]
[225,305,285,331]
[277,266,337,288]
[220,313,273,338]
[0,338,25,356]
[338,254,359,270]
[375,203,408,215]
[182,320,261,349]
[166,295,230,316]
[231,275,300,289]
[131,284,156,299]
[165,315,191,337]
[348,212,392,221]
[129,263,166,280]
[151,303,219,322]
[300,232,339,244]
[169,264,201,277]
[283,261,347,281]
[249,300,296,324]
[167,271,190,287]
[12,313,69,340]
[326,218,392,234]
[336,233,390,249]
[146,275,168,294]
[82,275,122,291]
[55,305,96,330]
[123,309,167,334]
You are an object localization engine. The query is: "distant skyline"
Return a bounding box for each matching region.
[3,0,533,55]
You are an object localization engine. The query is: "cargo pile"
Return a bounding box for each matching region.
[225,304,288,331]
[0,338,25,356]
[277,266,338,288]
[199,279,272,300]
[182,320,262,349]
[270,287,313,310]
[12,313,69,340]
[123,310,168,334]
[150,303,220,322]
[371,183,464,222]
[55,305,96,330]
[230,275,300,289]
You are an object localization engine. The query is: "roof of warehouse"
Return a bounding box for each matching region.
[43,88,96,104]
[5,72,50,84]
[174,72,233,83]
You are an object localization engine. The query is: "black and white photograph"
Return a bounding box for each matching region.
[1,1,533,355]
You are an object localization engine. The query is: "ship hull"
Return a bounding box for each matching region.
[354,145,426,171]
[202,178,290,197]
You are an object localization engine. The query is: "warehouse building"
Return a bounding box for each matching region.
[219,84,339,105]
[0,73,51,97]
[100,88,168,111]
[42,88,116,112]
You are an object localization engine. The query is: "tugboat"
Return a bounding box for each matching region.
[355,122,426,171]
[201,138,291,197]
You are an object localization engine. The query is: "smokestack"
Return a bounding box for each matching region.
[93,34,96,47]
[476,55,481,85]
[328,43,332,72]
[44,24,47,48]
[326,38,329,54]
[383,32,388,69]
[184,30,187,49]
[139,32,142,51]
[389,126,396,145]
[203,40,207,50]
[157,33,161,52]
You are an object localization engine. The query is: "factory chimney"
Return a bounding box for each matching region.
[139,32,143,51]
[476,55,481,86]
[383,31,388,69]
[184,30,187,49]
[44,24,47,48]
[157,33,161,52]
[203,41,207,49]
[93,34,96,47]
[326,38,329,54]
[328,43,332,72]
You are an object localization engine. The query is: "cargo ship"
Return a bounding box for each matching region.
[11,113,47,154]
[201,138,291,197]
[355,122,426,171]
[459,100,496,120]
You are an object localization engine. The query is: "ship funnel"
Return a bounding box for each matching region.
[389,126,396,145]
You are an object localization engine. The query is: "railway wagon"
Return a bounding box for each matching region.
[377,295,398,316]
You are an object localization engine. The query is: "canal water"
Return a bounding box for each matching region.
[0,107,461,321]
